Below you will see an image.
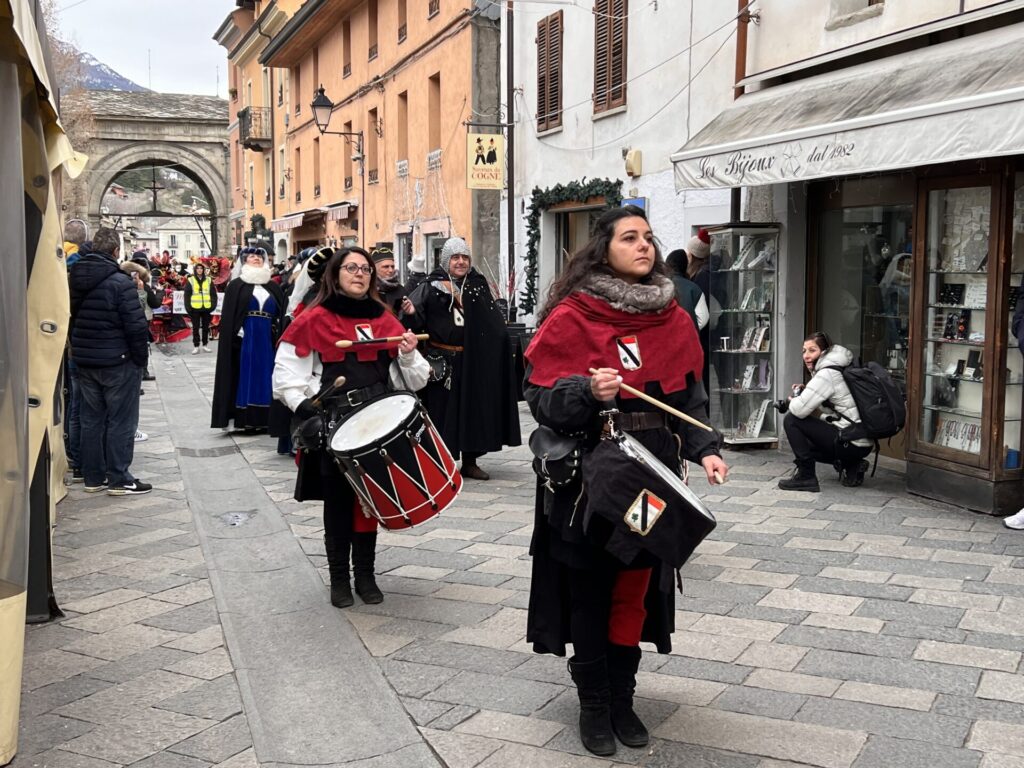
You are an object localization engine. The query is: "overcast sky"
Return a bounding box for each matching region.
[56,0,235,97]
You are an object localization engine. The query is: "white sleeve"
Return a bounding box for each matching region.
[694,294,709,330]
[272,342,321,411]
[389,349,430,391]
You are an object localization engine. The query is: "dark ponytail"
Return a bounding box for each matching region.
[805,331,832,351]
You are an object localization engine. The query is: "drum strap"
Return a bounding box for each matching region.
[429,341,465,354]
[610,411,666,432]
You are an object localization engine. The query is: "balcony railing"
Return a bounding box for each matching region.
[396,159,409,178]
[368,43,378,61]
[343,62,352,78]
[344,176,353,190]
[368,169,379,184]
[428,0,439,18]
[238,106,272,151]
[427,149,442,171]
[398,23,407,42]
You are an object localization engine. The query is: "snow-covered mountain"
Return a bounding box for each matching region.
[56,41,148,92]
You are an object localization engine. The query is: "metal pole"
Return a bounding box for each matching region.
[505,0,516,318]
[359,133,365,246]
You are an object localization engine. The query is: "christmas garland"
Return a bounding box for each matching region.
[520,177,623,314]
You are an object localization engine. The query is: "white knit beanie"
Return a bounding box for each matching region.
[439,236,470,272]
[687,229,711,261]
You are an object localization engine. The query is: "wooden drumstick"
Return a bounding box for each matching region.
[714,471,726,485]
[310,376,346,407]
[588,368,713,432]
[334,333,429,349]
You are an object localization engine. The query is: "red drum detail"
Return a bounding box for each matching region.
[328,393,462,529]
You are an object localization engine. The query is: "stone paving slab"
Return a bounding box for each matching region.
[16,342,1024,768]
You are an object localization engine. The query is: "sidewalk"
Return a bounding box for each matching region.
[15,341,1024,768]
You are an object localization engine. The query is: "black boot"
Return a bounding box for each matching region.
[841,459,869,487]
[607,644,649,747]
[323,535,353,608]
[567,656,616,757]
[777,460,820,492]
[352,532,383,604]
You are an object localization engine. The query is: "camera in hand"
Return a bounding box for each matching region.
[771,399,789,414]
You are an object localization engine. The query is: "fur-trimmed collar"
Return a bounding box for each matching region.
[240,263,272,285]
[579,272,675,314]
[120,260,150,282]
[321,292,386,319]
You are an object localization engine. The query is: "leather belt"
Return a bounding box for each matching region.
[247,311,273,319]
[429,341,464,354]
[612,411,667,432]
[324,381,388,412]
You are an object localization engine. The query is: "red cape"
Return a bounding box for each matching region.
[280,304,406,363]
[525,292,702,397]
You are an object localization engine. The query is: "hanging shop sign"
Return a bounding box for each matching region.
[467,133,504,190]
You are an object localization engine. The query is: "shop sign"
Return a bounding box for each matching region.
[173,290,225,316]
[467,133,504,190]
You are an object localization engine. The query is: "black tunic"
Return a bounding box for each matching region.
[524,368,719,657]
[407,268,521,458]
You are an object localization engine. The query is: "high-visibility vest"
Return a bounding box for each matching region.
[188,276,212,310]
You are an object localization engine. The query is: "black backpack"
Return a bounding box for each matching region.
[826,361,906,440]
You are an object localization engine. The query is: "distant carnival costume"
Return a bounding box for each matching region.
[211,249,287,429]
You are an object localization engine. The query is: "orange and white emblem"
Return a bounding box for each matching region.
[624,490,665,536]
[616,336,641,370]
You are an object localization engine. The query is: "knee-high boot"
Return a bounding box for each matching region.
[351,532,383,604]
[607,644,649,747]
[567,656,616,757]
[323,535,353,608]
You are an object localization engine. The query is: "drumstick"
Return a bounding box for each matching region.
[334,333,429,349]
[310,376,346,407]
[588,368,713,432]
[714,471,726,485]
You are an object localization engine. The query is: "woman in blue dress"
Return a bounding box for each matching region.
[211,247,287,430]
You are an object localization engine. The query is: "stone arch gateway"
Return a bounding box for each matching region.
[67,91,230,254]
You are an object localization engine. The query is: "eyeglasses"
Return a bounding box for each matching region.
[341,263,373,275]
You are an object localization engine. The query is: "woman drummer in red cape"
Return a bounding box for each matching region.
[523,205,729,757]
[273,247,429,609]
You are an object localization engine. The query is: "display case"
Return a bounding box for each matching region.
[705,224,780,446]
[907,173,1024,514]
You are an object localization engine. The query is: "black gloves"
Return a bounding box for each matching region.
[295,398,319,419]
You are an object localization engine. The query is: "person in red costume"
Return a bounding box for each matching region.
[523,205,729,758]
[273,247,429,608]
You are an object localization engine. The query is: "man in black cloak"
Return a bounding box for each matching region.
[406,236,521,479]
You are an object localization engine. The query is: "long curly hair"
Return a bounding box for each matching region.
[537,205,666,323]
[307,247,386,311]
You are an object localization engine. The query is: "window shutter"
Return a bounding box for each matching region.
[608,0,627,108]
[593,0,610,113]
[537,11,564,132]
[537,16,549,132]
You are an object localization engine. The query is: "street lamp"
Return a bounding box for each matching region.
[311,85,365,245]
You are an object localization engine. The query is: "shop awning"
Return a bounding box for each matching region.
[323,200,357,222]
[672,24,1024,190]
[270,212,305,232]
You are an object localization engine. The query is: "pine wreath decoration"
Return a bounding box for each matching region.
[520,177,622,314]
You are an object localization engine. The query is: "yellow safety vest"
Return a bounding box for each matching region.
[188,276,212,310]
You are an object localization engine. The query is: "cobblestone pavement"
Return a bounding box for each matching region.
[16,342,1024,768]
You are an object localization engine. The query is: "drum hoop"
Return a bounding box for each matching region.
[329,395,424,455]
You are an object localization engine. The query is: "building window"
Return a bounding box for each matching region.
[343,19,352,77]
[397,91,409,161]
[367,107,379,184]
[313,47,319,93]
[264,157,272,203]
[428,0,439,18]
[368,0,379,60]
[536,11,563,132]
[398,0,407,42]
[169,235,177,247]
[279,147,286,198]
[313,137,321,197]
[294,147,301,202]
[262,68,271,107]
[428,72,441,151]
[593,0,627,114]
[293,64,302,115]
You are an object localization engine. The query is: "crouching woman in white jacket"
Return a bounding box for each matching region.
[273,247,430,608]
[777,332,873,493]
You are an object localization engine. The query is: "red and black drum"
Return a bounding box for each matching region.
[328,392,462,529]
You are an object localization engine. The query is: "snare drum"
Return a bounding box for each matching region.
[583,426,717,568]
[328,392,462,529]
